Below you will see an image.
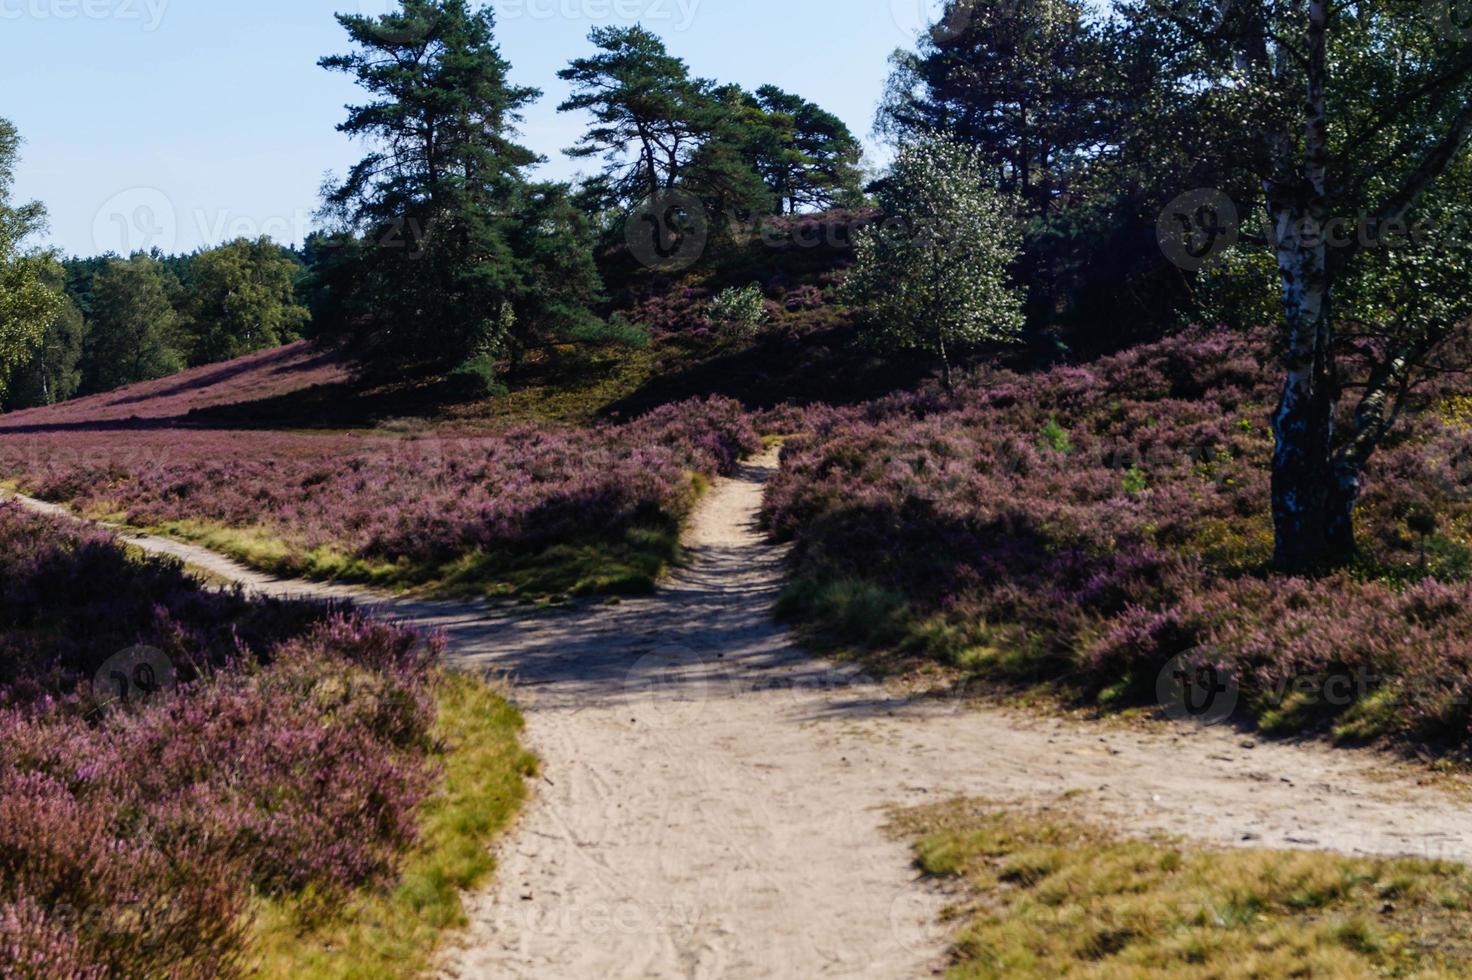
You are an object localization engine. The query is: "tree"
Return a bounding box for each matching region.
[1134,0,1472,569]
[558,25,709,208]
[0,118,62,407]
[82,256,185,394]
[751,86,865,214]
[317,0,592,375]
[182,237,309,365]
[879,0,1115,217]
[4,257,84,409]
[498,181,608,364]
[842,138,1025,388]
[879,0,1179,335]
[681,83,782,221]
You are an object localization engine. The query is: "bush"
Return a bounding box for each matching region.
[446,354,507,399]
[0,506,441,976]
[708,283,767,335]
[765,327,1472,751]
[0,397,761,593]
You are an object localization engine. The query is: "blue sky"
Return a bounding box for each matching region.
[3,0,944,256]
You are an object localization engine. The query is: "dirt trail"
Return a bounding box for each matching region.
[9,455,1472,978]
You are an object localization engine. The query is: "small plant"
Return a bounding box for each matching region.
[447,354,506,399]
[1122,466,1149,495]
[709,283,767,335]
[1039,418,1073,454]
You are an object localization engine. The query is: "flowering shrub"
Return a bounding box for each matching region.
[0,340,348,428]
[0,396,760,592]
[0,504,439,977]
[766,328,1472,751]
[709,283,767,336]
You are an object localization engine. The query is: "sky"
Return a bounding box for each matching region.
[2,0,947,257]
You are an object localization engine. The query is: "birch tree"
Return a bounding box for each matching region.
[843,138,1024,389]
[1137,0,1472,569]
[0,119,61,408]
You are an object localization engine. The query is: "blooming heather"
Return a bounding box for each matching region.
[0,396,760,584]
[0,505,439,977]
[766,329,1472,750]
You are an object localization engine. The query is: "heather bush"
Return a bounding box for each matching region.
[767,328,1472,752]
[0,396,760,594]
[0,506,441,976]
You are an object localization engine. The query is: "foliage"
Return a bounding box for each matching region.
[750,85,865,214]
[0,118,63,407]
[314,0,601,377]
[181,237,309,365]
[80,255,186,394]
[708,283,766,335]
[1120,0,1472,567]
[879,0,1179,336]
[0,339,349,427]
[0,397,760,598]
[895,800,1472,978]
[559,25,710,207]
[250,672,535,980]
[842,138,1024,386]
[558,27,864,226]
[766,328,1472,753]
[2,257,84,410]
[879,0,1114,215]
[0,504,446,977]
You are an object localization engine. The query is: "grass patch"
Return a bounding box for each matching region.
[776,576,912,648]
[140,516,684,602]
[249,671,538,979]
[894,799,1472,978]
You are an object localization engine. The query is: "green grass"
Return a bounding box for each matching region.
[249,671,538,979]
[139,514,685,602]
[894,800,1472,979]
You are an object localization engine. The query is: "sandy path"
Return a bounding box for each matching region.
[8,455,1472,978]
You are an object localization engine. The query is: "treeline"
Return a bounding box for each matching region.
[5,240,308,409]
[865,0,1472,569]
[0,2,868,409]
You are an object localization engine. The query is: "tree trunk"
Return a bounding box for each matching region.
[1269,219,1338,571]
[1270,0,1343,572]
[1324,460,1361,559]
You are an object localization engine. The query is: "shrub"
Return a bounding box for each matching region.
[0,397,760,593]
[708,283,767,335]
[446,354,507,399]
[765,327,1472,751]
[0,506,442,976]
